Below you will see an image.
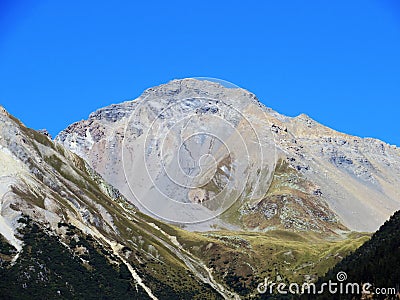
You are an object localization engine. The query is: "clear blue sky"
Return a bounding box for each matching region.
[1,0,399,145]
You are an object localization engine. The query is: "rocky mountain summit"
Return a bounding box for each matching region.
[56,78,400,232]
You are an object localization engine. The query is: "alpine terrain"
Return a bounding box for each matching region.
[0,78,399,299]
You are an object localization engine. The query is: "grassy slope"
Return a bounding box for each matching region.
[153,220,370,298]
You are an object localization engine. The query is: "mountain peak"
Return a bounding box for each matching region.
[56,79,400,232]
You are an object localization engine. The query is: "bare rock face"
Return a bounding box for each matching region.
[56,79,400,232]
[37,129,52,139]
[280,114,400,231]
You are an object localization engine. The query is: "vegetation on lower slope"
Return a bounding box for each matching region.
[312,210,400,300]
[0,210,370,299]
[153,220,370,298]
[0,216,150,300]
[0,215,225,300]
[0,235,17,260]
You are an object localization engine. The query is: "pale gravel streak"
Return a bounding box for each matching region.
[147,222,241,300]
[114,199,239,299]
[109,241,158,300]
[68,218,158,300]
[0,177,23,261]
